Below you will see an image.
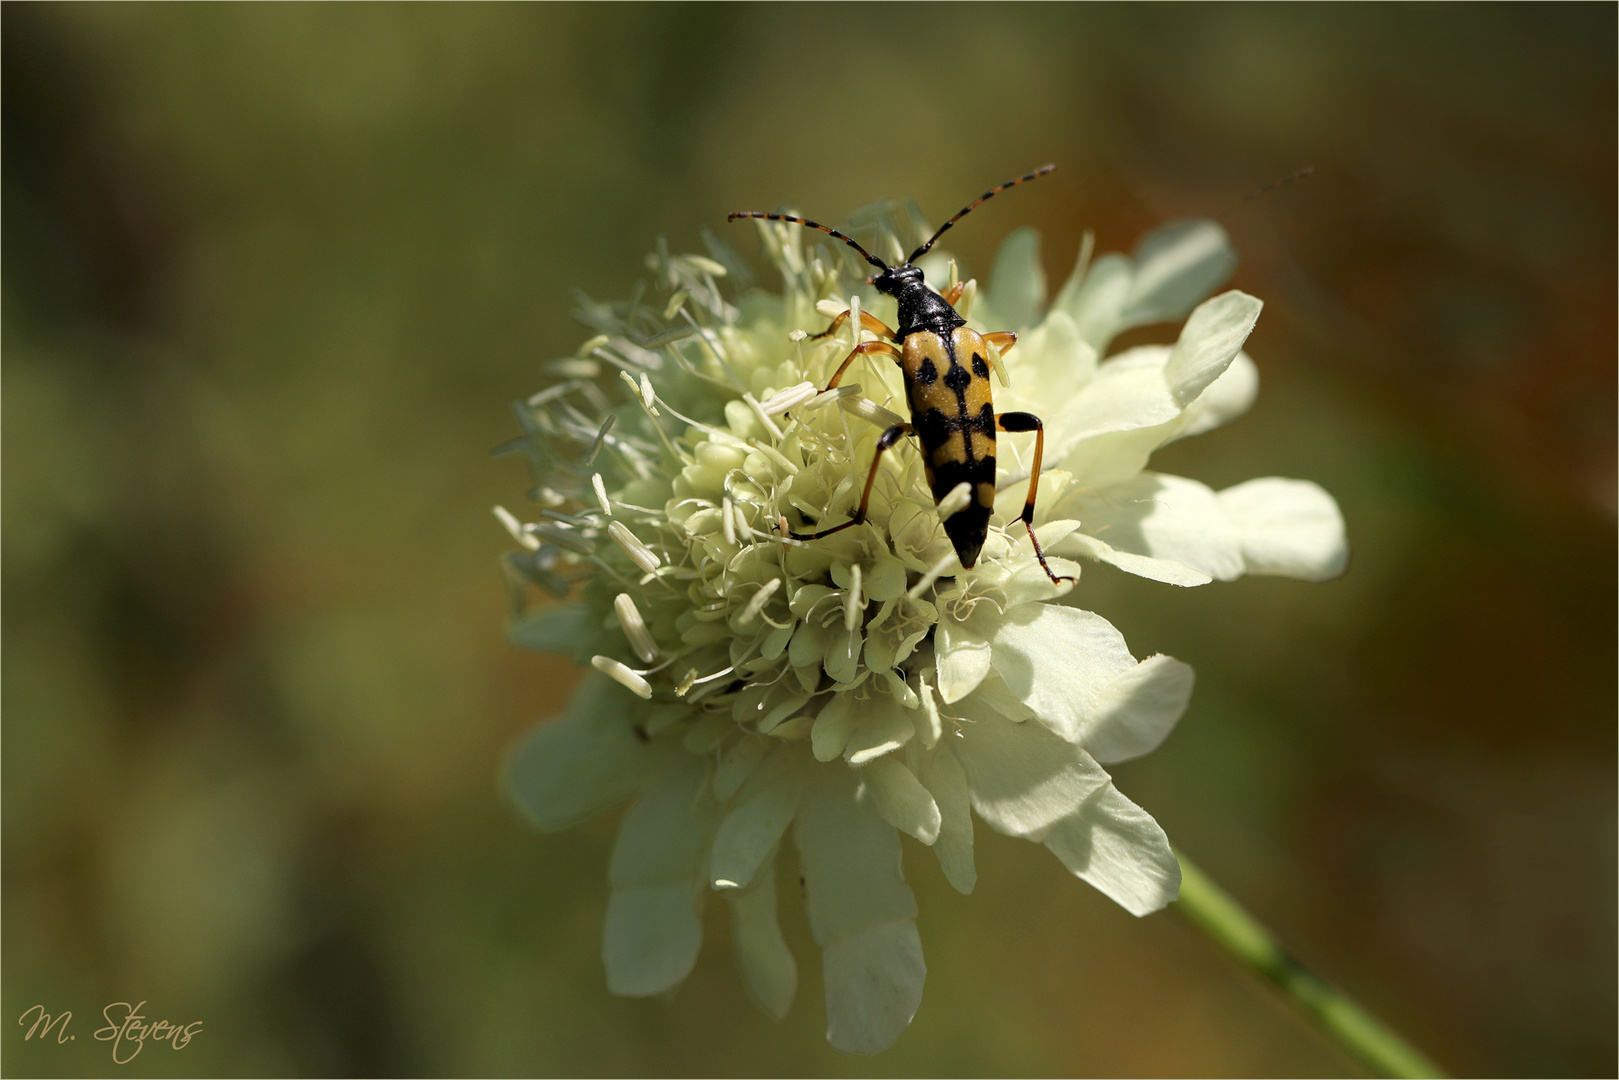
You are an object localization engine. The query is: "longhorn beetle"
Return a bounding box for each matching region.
[729,165,1073,585]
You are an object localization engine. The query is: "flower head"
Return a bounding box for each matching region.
[500,205,1346,1053]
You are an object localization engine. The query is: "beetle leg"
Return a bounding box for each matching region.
[825,339,903,390]
[782,423,912,542]
[810,309,900,342]
[996,411,1075,585]
[940,281,968,307]
[983,331,1018,358]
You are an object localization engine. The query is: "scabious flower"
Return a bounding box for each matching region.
[498,207,1346,1054]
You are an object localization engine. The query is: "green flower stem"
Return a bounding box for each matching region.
[1172,848,1447,1079]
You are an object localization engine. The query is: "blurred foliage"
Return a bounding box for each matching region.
[3,4,1613,1076]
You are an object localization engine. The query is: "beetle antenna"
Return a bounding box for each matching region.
[727,211,888,271]
[906,164,1056,265]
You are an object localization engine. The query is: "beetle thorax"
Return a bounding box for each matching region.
[874,264,965,339]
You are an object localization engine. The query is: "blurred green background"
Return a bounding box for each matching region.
[3,4,1613,1076]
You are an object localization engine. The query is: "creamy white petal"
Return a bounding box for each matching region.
[918,746,976,894]
[985,604,1140,744]
[1053,531,1213,587]
[727,849,797,1020]
[1121,219,1239,328]
[710,745,803,890]
[1048,346,1180,457]
[506,672,657,831]
[714,734,768,801]
[794,766,923,1055]
[845,697,917,765]
[986,226,1046,331]
[822,921,926,1055]
[953,713,1112,840]
[1164,291,1262,407]
[811,694,859,762]
[1218,477,1349,581]
[1068,472,1246,581]
[935,610,993,705]
[998,311,1097,417]
[1042,783,1181,916]
[864,756,942,844]
[1057,251,1132,349]
[1074,654,1195,764]
[604,758,720,995]
[1177,351,1259,439]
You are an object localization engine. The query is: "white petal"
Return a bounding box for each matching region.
[1218,477,1349,581]
[1076,655,1195,764]
[505,672,657,831]
[845,696,916,765]
[604,758,720,995]
[811,694,859,762]
[986,226,1046,331]
[603,884,704,997]
[935,611,993,705]
[918,746,976,894]
[794,766,923,1054]
[1058,251,1131,349]
[953,713,1111,840]
[985,604,1139,744]
[710,745,802,890]
[714,734,768,801]
[1121,219,1239,327]
[1050,346,1180,453]
[998,311,1096,417]
[726,849,797,1020]
[822,921,926,1055]
[1054,531,1213,587]
[1042,783,1181,916]
[864,757,941,844]
[1164,291,1262,407]
[1067,472,1245,581]
[1177,351,1258,439]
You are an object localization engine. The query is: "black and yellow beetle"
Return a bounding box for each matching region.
[729,165,1072,585]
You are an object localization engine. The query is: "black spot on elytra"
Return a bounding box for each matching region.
[942,361,971,394]
[914,407,957,450]
[915,356,938,385]
[971,402,996,432]
[972,353,990,378]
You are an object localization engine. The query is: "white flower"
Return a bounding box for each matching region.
[499,209,1346,1054]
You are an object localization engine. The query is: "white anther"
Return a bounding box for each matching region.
[759,381,818,416]
[743,392,784,440]
[591,473,613,517]
[841,395,907,431]
[816,299,844,319]
[493,506,540,551]
[847,294,862,344]
[985,335,1010,389]
[591,655,653,699]
[614,594,659,663]
[737,578,782,626]
[807,384,860,410]
[750,440,798,476]
[721,496,737,547]
[607,521,662,574]
[844,564,864,632]
[937,481,973,520]
[576,333,610,358]
[639,372,658,413]
[682,255,728,277]
[907,551,960,600]
[663,290,689,320]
